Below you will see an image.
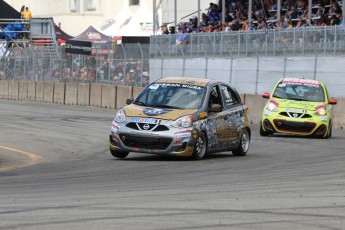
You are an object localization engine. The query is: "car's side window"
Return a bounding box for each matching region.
[208,85,222,112]
[220,85,240,109]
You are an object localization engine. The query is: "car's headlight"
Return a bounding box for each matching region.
[171,115,194,128]
[315,107,327,116]
[115,109,126,122]
[266,102,278,112]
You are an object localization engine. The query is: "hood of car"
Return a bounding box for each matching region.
[124,104,198,120]
[273,98,325,111]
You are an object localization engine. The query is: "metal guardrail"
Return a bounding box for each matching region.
[150,26,345,58]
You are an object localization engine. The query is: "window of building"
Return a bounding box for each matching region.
[70,0,80,12]
[129,0,139,6]
[86,0,96,11]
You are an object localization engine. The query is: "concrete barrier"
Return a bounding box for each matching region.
[90,84,102,107]
[65,83,78,105]
[116,85,132,109]
[243,94,267,125]
[44,82,54,103]
[35,82,44,102]
[132,86,144,99]
[2,82,345,130]
[53,82,65,104]
[27,82,36,101]
[8,81,19,100]
[0,80,9,99]
[78,83,90,106]
[101,84,116,109]
[18,81,28,100]
[333,98,345,129]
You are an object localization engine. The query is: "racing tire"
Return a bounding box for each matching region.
[328,122,332,138]
[232,128,250,156]
[110,149,129,159]
[260,123,270,136]
[323,121,332,139]
[192,132,207,160]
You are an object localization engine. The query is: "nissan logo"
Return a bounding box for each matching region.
[143,124,150,130]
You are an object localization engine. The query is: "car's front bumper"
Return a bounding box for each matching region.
[262,110,330,136]
[109,122,197,157]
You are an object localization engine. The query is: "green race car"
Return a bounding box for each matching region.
[260,78,337,138]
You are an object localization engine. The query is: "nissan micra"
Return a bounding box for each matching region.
[260,78,337,138]
[109,77,250,159]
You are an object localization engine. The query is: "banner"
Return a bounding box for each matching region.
[65,40,92,55]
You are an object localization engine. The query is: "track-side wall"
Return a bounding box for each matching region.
[0,80,344,129]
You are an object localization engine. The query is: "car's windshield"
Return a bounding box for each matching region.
[272,80,325,102]
[134,82,206,109]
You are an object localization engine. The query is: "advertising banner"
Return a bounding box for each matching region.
[65,40,92,55]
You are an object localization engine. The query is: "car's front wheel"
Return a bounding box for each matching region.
[232,128,250,156]
[192,132,207,160]
[110,149,129,159]
[323,121,332,139]
[260,123,270,136]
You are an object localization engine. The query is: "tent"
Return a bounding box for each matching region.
[71,26,113,44]
[55,24,74,44]
[0,0,21,19]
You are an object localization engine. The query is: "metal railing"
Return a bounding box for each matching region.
[150,26,345,58]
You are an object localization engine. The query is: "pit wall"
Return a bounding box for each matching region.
[0,80,344,129]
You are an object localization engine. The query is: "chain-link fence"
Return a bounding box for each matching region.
[0,42,151,87]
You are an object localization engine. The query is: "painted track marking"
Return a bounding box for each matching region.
[0,146,42,172]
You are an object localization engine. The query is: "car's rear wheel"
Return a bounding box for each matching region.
[110,149,129,159]
[232,128,250,156]
[192,132,207,160]
[260,123,270,136]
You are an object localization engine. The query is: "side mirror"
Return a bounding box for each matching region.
[329,97,337,105]
[209,103,222,112]
[126,98,134,105]
[262,92,270,98]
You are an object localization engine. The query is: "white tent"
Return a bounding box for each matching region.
[100,1,153,37]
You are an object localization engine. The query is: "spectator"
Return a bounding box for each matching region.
[286,6,299,21]
[328,2,342,17]
[315,4,327,18]
[329,15,340,26]
[168,26,175,34]
[176,27,189,54]
[161,25,169,35]
[21,7,32,20]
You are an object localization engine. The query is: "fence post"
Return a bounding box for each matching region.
[138,43,144,86]
[313,54,318,80]
[255,52,259,94]
[283,50,287,77]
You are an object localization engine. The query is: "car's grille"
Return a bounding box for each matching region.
[126,122,169,131]
[273,119,316,133]
[279,112,312,118]
[119,134,172,150]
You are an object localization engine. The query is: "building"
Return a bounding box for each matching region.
[4,0,211,37]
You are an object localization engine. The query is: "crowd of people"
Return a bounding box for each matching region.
[64,59,150,87]
[160,0,344,35]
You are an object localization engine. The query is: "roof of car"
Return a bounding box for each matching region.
[155,77,212,87]
[280,77,323,86]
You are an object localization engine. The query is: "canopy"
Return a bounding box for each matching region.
[55,24,73,43]
[71,26,113,44]
[0,0,21,19]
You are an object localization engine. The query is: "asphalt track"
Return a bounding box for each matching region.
[0,100,345,230]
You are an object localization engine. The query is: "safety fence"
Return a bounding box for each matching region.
[150,26,345,59]
[0,42,150,87]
